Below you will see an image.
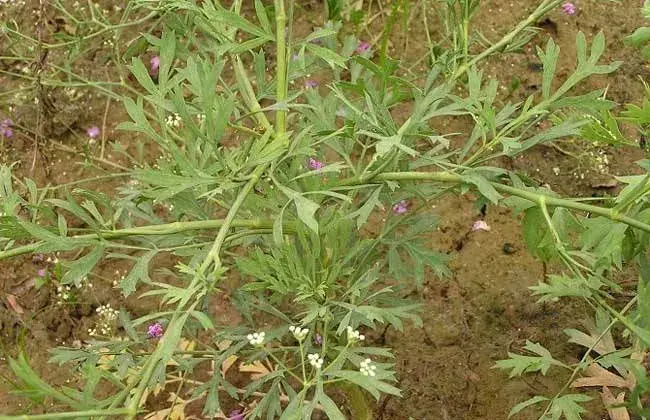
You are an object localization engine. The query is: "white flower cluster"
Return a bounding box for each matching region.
[307,353,324,369]
[247,331,265,346]
[88,304,119,337]
[165,113,182,128]
[289,325,309,341]
[359,358,376,377]
[346,326,365,343]
[56,285,74,304]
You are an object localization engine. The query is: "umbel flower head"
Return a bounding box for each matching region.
[247,331,265,346]
[346,326,365,343]
[360,358,377,377]
[307,353,324,369]
[289,325,309,341]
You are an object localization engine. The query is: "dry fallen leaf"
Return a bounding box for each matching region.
[144,403,185,420]
[222,354,238,376]
[601,386,630,420]
[6,294,24,314]
[571,363,635,390]
[239,360,273,380]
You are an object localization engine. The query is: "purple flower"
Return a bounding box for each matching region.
[304,79,319,89]
[392,200,409,215]
[37,268,46,277]
[308,157,324,170]
[561,2,576,15]
[228,409,245,420]
[356,41,371,54]
[314,333,323,345]
[147,322,164,339]
[150,55,160,76]
[471,220,491,232]
[1,119,14,139]
[86,126,100,139]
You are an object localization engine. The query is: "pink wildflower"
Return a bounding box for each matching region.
[37,268,46,277]
[1,119,13,139]
[228,409,244,420]
[472,220,491,232]
[356,41,371,54]
[308,157,324,170]
[304,79,319,89]
[147,322,164,339]
[561,2,576,15]
[150,55,160,76]
[392,200,409,215]
[86,126,100,139]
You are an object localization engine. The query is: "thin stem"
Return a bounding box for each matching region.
[451,0,563,80]
[199,166,269,274]
[266,349,305,385]
[39,173,130,190]
[299,341,307,383]
[539,296,638,418]
[274,0,288,139]
[0,219,288,260]
[322,343,351,374]
[335,171,650,233]
[0,408,136,420]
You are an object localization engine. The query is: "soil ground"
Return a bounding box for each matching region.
[0,0,647,419]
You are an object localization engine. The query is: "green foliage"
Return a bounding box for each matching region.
[0,0,649,419]
[494,340,567,378]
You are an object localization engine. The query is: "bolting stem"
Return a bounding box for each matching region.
[0,218,286,260]
[338,171,650,233]
[274,0,288,140]
[0,408,136,420]
[451,0,565,80]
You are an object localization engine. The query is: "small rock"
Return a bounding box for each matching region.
[503,243,517,255]
[591,179,618,189]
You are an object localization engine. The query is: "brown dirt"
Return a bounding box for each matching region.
[0,0,647,419]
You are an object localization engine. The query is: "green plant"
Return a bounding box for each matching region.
[0,0,649,419]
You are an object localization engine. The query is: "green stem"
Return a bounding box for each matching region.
[126,301,199,419]
[539,296,638,418]
[274,0,288,139]
[299,341,307,383]
[451,0,563,80]
[0,408,136,420]
[3,12,158,50]
[0,219,287,260]
[266,349,305,384]
[199,167,268,274]
[337,171,650,233]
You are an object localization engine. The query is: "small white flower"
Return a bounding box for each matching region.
[346,326,365,342]
[552,167,560,176]
[307,353,324,369]
[165,113,182,128]
[247,331,265,346]
[360,358,376,377]
[289,325,309,341]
